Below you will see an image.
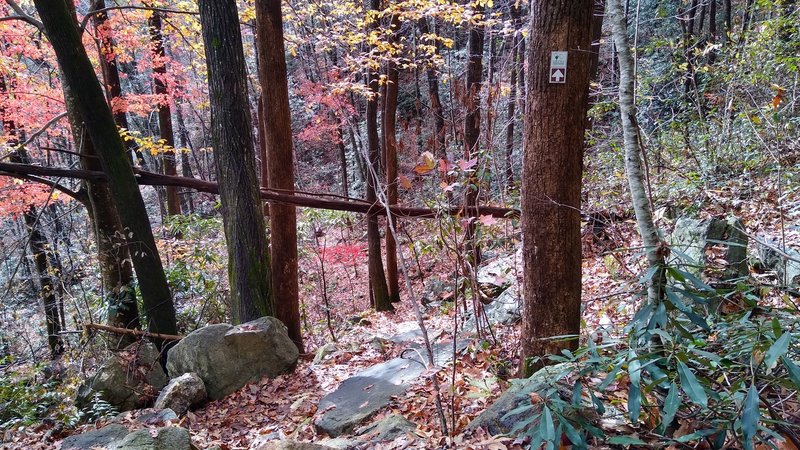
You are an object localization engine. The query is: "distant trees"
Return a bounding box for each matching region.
[520,0,594,375]
[197,0,274,323]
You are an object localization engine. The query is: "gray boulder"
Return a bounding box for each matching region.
[356,414,416,441]
[60,424,129,450]
[76,341,168,412]
[467,363,575,435]
[252,441,336,450]
[154,373,206,415]
[109,426,191,450]
[166,317,298,400]
[476,254,517,298]
[758,238,800,293]
[670,216,748,280]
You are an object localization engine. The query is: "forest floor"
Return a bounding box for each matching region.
[2,179,799,449]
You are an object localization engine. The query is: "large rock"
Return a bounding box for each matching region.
[467,363,575,435]
[166,317,298,400]
[109,426,191,450]
[758,237,800,293]
[253,441,336,450]
[60,424,129,450]
[76,341,168,412]
[670,216,748,280]
[356,414,416,441]
[154,373,206,415]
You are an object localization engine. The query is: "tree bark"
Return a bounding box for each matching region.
[34,0,177,340]
[255,0,303,349]
[520,0,593,376]
[418,17,446,159]
[147,4,181,216]
[608,0,666,305]
[198,0,274,323]
[505,4,520,189]
[463,6,485,265]
[383,13,401,303]
[91,0,146,167]
[365,0,392,312]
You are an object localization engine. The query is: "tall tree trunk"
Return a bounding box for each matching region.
[175,102,196,214]
[365,0,392,312]
[520,0,593,376]
[147,5,181,216]
[23,205,65,358]
[256,96,270,216]
[337,125,350,196]
[198,0,274,323]
[54,3,141,344]
[505,4,520,189]
[608,0,666,305]
[35,0,177,340]
[383,14,401,303]
[91,0,146,167]
[255,0,303,350]
[418,17,446,159]
[463,6,485,265]
[2,117,65,357]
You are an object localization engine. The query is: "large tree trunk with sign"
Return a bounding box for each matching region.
[198,0,274,323]
[255,0,303,350]
[519,0,593,376]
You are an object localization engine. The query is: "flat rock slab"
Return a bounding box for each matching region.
[60,424,129,450]
[314,340,466,437]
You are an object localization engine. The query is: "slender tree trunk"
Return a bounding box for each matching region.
[520,0,593,376]
[463,6,485,265]
[255,0,303,350]
[198,0,274,323]
[365,0,392,312]
[175,103,195,214]
[35,0,177,340]
[505,4,520,189]
[23,205,65,358]
[147,5,181,216]
[418,17,446,159]
[383,14,401,303]
[3,124,65,358]
[608,0,666,305]
[337,125,350,196]
[256,96,270,216]
[91,0,146,167]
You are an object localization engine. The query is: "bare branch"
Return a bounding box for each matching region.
[3,0,43,30]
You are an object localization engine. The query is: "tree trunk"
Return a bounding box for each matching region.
[365,0,392,312]
[175,102,196,214]
[608,0,666,305]
[520,0,593,376]
[197,0,273,323]
[147,5,181,216]
[3,127,65,358]
[91,0,146,167]
[255,0,303,350]
[505,4,520,189]
[463,6,485,265]
[383,14,401,303]
[23,205,65,358]
[35,0,177,340]
[418,17,446,159]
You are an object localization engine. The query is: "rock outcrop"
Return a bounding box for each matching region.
[166,317,298,400]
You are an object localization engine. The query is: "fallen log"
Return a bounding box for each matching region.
[0,162,520,218]
[83,322,183,341]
